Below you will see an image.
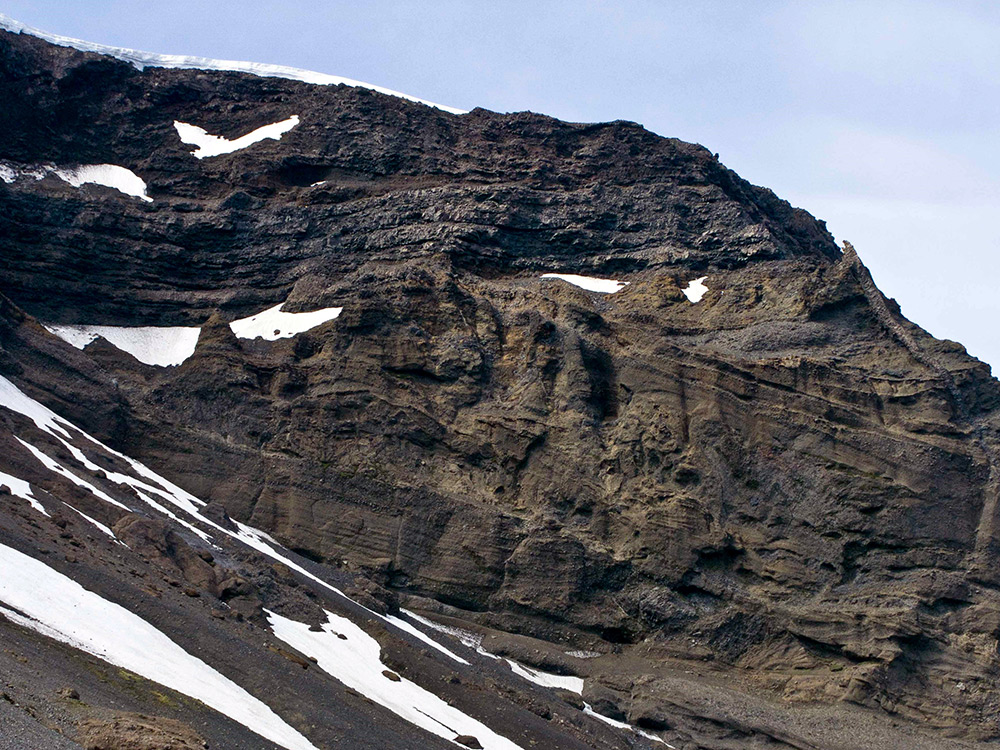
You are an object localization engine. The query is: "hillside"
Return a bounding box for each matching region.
[2,17,1000,750]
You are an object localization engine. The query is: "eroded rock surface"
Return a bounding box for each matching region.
[2,21,1000,749]
[77,714,206,750]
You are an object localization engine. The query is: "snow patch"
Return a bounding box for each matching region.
[584,703,673,746]
[231,523,468,664]
[63,503,122,543]
[403,610,496,660]
[229,302,342,341]
[0,376,75,439]
[132,488,212,543]
[268,610,522,750]
[505,659,583,693]
[405,612,585,693]
[174,116,300,159]
[52,164,152,202]
[0,544,318,750]
[0,160,151,201]
[44,325,200,367]
[384,613,472,666]
[14,437,130,511]
[43,431,213,544]
[0,470,48,516]
[565,649,601,659]
[0,14,465,115]
[682,276,708,303]
[540,273,629,294]
[404,610,591,697]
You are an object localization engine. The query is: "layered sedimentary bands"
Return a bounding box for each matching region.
[2,18,1000,750]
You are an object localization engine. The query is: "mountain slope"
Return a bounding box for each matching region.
[1,17,999,750]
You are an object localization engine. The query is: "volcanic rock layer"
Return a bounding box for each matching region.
[2,19,1000,750]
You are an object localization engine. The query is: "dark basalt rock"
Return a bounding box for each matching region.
[3,21,1000,750]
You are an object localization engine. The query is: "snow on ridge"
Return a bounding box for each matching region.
[0,470,48,516]
[406,613,585,694]
[0,544,318,750]
[583,703,673,746]
[0,376,75,440]
[174,116,300,159]
[229,302,343,341]
[505,659,583,693]
[0,162,46,184]
[232,520,469,664]
[682,276,708,303]
[0,13,466,115]
[268,610,523,750]
[52,165,152,202]
[14,437,130,511]
[0,161,152,202]
[44,324,200,367]
[540,273,629,294]
[402,610,587,695]
[63,503,122,543]
[403,610,498,660]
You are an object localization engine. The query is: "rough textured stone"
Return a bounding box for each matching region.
[77,714,206,750]
[2,22,1000,749]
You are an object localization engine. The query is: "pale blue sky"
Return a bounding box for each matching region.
[4,1,998,371]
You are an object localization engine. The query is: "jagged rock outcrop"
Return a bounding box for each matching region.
[3,20,1000,749]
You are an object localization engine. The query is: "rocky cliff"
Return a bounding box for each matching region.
[2,19,1000,750]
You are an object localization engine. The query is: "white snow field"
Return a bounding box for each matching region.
[268,610,524,750]
[540,273,629,293]
[0,14,466,115]
[174,116,300,158]
[43,324,201,367]
[0,161,152,202]
[229,302,343,341]
[0,544,319,750]
[682,276,709,303]
[0,470,47,516]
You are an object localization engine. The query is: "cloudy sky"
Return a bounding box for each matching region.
[4,0,997,370]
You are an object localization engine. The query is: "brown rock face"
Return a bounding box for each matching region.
[3,22,1000,748]
[78,714,205,750]
[113,515,217,594]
